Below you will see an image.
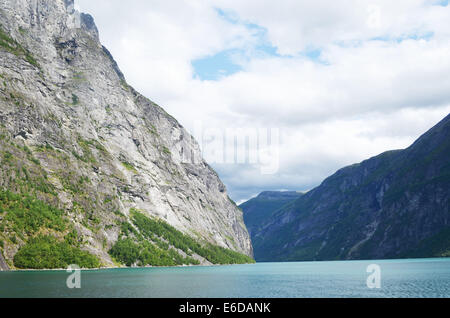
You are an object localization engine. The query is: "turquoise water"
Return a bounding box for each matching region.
[1,258,449,298]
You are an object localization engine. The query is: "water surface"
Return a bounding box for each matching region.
[1,258,449,298]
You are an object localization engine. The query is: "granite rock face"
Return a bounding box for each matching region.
[0,250,7,270]
[251,115,450,261]
[0,0,252,267]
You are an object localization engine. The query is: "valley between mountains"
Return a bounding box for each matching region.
[0,0,448,271]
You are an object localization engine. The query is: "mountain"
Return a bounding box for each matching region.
[239,191,303,260]
[239,191,303,237]
[0,0,252,270]
[251,114,450,262]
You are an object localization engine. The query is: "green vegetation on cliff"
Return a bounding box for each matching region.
[0,188,100,269]
[0,133,252,269]
[0,26,39,68]
[109,209,254,266]
[0,190,65,235]
[14,235,100,269]
[131,210,254,265]
[109,238,199,267]
[0,136,103,269]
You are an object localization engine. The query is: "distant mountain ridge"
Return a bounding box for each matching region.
[247,114,450,261]
[239,191,303,239]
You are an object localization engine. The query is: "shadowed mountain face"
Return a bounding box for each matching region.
[240,191,303,236]
[250,114,450,262]
[239,191,303,260]
[0,0,252,269]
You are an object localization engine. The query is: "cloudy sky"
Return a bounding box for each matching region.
[77,0,450,203]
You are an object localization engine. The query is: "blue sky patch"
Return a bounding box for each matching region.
[192,49,243,81]
[371,31,434,43]
[216,8,239,24]
[192,8,328,80]
[192,8,283,81]
[434,0,448,6]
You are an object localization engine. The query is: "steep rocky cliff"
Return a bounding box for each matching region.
[251,114,450,261]
[0,0,252,269]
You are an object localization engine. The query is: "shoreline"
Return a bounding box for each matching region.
[2,257,449,272]
[3,262,257,272]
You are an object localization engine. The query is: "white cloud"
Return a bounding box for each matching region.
[211,0,439,54]
[76,0,450,201]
